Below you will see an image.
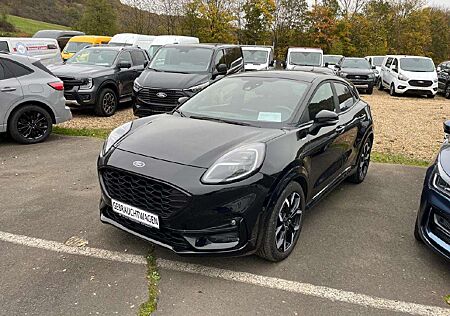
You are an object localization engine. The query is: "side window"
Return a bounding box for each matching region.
[0,41,9,52]
[117,51,133,65]
[225,47,242,69]
[334,82,355,111]
[385,57,393,68]
[308,83,335,120]
[0,59,14,80]
[214,49,226,69]
[2,59,33,78]
[131,50,146,66]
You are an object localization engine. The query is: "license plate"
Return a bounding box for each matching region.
[111,199,159,229]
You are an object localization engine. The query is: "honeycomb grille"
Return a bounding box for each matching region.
[102,168,190,220]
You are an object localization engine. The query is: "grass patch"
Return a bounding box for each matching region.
[372,152,430,167]
[139,254,160,316]
[6,15,70,35]
[53,126,111,139]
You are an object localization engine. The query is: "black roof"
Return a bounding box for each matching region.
[231,70,342,83]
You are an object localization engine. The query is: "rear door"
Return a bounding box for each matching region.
[116,51,135,97]
[382,57,393,86]
[0,58,24,129]
[130,50,148,78]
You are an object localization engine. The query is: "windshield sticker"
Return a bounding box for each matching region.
[258,112,282,122]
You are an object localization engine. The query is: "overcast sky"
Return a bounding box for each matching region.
[428,0,450,8]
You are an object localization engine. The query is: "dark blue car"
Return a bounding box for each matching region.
[414,120,450,261]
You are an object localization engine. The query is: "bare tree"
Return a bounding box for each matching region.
[337,0,368,16]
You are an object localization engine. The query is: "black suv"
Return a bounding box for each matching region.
[49,46,149,116]
[437,61,450,98]
[133,44,244,117]
[336,57,376,94]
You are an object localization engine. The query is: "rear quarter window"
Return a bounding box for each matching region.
[2,59,33,78]
[0,41,9,52]
[32,60,54,76]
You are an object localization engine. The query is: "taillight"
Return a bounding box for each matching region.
[48,81,64,91]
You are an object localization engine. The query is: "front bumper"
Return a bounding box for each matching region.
[98,148,274,256]
[64,87,97,106]
[416,166,450,261]
[395,83,437,96]
[345,78,375,89]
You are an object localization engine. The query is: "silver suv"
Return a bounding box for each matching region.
[0,53,72,143]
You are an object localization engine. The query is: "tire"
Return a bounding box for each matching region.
[348,136,372,184]
[414,217,422,242]
[427,94,435,99]
[8,105,53,144]
[366,85,373,95]
[445,86,450,99]
[257,182,305,262]
[94,88,118,117]
[389,84,396,96]
[378,78,384,91]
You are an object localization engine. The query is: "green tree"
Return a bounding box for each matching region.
[77,0,117,36]
[427,8,450,63]
[243,0,275,44]
[197,0,236,43]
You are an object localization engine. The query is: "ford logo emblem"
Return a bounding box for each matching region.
[133,161,146,168]
[156,92,167,98]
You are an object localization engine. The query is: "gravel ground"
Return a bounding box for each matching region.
[58,90,450,161]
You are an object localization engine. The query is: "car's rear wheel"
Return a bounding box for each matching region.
[378,79,384,91]
[366,85,373,95]
[95,88,117,117]
[8,105,52,144]
[348,137,372,184]
[257,182,305,262]
[445,86,450,99]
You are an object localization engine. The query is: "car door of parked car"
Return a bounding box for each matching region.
[130,50,148,80]
[302,81,346,198]
[116,51,135,98]
[381,57,393,87]
[0,58,23,129]
[438,62,449,92]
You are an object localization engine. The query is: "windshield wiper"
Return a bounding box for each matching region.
[189,115,253,126]
[173,109,185,117]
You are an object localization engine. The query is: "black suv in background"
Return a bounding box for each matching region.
[49,46,149,116]
[336,57,376,94]
[133,44,244,117]
[437,61,450,98]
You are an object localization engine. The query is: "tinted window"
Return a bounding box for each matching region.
[3,59,33,77]
[131,50,146,66]
[214,49,226,68]
[385,57,393,68]
[32,60,54,75]
[392,58,398,70]
[117,51,132,64]
[334,82,354,111]
[341,58,370,69]
[0,60,14,80]
[0,41,9,52]
[225,47,242,69]
[308,83,335,120]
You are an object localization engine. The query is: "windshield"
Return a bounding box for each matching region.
[148,45,162,59]
[400,58,435,72]
[66,48,118,66]
[372,57,384,66]
[289,52,322,67]
[342,58,370,69]
[179,77,309,126]
[323,55,342,65]
[243,50,269,65]
[64,42,90,53]
[149,46,213,73]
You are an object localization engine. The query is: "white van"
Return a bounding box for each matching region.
[241,45,274,71]
[365,55,385,81]
[109,33,156,50]
[285,47,323,70]
[378,55,438,98]
[147,35,199,58]
[0,37,63,66]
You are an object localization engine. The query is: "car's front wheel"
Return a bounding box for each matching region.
[257,182,305,262]
[389,84,396,96]
[445,86,450,99]
[378,78,384,91]
[366,85,373,95]
[8,105,53,144]
[95,88,118,117]
[348,137,372,184]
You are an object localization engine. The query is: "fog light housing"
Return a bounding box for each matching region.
[185,231,240,250]
[398,85,407,89]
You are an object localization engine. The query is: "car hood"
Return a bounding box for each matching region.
[341,68,373,75]
[48,64,112,78]
[244,63,268,71]
[439,141,450,178]
[137,70,210,89]
[117,115,285,168]
[399,70,437,81]
[291,65,334,74]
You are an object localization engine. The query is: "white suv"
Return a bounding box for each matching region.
[285,47,323,70]
[378,55,438,98]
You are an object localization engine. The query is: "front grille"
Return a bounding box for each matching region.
[58,76,84,90]
[137,88,184,105]
[102,168,190,220]
[104,207,190,249]
[347,74,369,80]
[409,80,433,87]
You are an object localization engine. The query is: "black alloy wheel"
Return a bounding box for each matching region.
[257,182,305,262]
[9,105,52,144]
[348,137,372,184]
[95,88,118,117]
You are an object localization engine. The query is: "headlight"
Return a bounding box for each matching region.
[432,163,450,197]
[79,78,93,90]
[433,78,438,83]
[201,143,265,184]
[102,122,132,156]
[398,73,409,81]
[368,73,375,78]
[184,81,209,94]
[133,80,143,92]
[340,72,348,77]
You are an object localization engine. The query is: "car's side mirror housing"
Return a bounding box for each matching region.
[392,67,398,73]
[178,96,189,105]
[117,62,132,69]
[216,63,228,76]
[444,120,450,138]
[313,110,339,126]
[324,62,329,67]
[335,65,341,70]
[372,66,376,70]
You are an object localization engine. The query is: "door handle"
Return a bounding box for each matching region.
[1,87,16,92]
[336,125,346,134]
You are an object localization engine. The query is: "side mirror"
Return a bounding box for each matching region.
[178,96,189,105]
[313,110,338,126]
[144,61,149,68]
[392,67,398,73]
[324,62,329,67]
[444,120,450,136]
[117,62,132,69]
[216,63,228,75]
[335,65,341,70]
[372,66,376,70]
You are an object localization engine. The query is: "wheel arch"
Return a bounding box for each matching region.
[7,100,56,130]
[98,80,119,99]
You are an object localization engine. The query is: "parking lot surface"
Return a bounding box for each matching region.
[0,135,449,315]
